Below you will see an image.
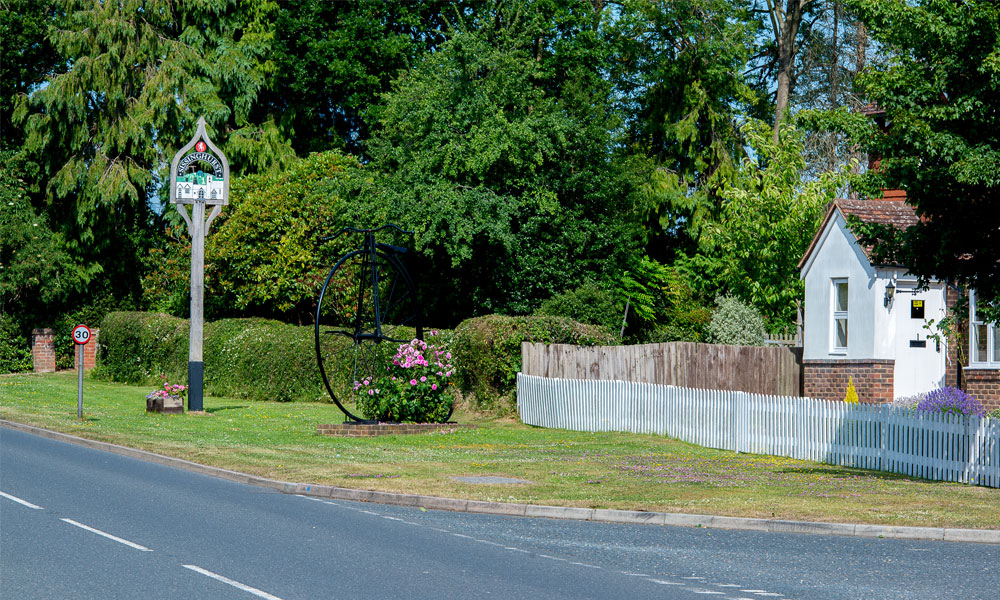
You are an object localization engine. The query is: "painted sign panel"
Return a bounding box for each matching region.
[169,117,229,206]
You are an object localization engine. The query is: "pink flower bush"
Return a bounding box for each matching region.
[355,333,455,423]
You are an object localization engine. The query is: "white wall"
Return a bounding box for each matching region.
[801,211,877,360]
[800,209,947,397]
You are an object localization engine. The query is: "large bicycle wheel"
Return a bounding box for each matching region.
[315,249,423,422]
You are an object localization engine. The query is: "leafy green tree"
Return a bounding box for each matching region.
[702,118,853,329]
[363,0,640,321]
[14,0,294,256]
[848,0,1000,310]
[0,151,82,330]
[608,0,766,254]
[203,152,361,323]
[0,0,63,149]
[265,0,467,155]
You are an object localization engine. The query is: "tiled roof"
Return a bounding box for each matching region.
[836,196,918,230]
[798,195,918,270]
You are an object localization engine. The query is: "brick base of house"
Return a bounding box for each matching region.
[963,369,1000,412]
[803,359,895,403]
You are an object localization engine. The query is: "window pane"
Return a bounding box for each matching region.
[975,324,988,363]
[835,282,849,312]
[836,318,848,349]
[993,324,1000,363]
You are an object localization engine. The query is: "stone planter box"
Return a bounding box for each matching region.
[146,396,184,414]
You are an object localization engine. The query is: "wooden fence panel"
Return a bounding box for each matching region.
[522,341,802,397]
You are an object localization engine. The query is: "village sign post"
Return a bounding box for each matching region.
[169,117,229,412]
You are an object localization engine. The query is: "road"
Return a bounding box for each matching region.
[2,426,998,599]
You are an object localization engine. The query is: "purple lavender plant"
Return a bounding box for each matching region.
[917,387,985,418]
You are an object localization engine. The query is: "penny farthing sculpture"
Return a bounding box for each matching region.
[314,225,429,422]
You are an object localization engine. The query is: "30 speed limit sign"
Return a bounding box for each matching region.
[72,324,92,345]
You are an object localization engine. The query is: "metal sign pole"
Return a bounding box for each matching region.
[78,346,84,420]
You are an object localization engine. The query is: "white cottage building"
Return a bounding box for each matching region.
[797,193,957,403]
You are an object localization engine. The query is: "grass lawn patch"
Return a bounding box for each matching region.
[2,372,998,529]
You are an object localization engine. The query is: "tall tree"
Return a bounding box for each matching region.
[363,0,639,320]
[849,0,1000,307]
[763,0,818,137]
[0,0,63,150]
[609,0,765,254]
[263,0,469,156]
[14,0,294,290]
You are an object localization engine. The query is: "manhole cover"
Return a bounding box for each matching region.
[451,476,532,485]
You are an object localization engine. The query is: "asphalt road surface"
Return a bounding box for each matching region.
[2,426,998,599]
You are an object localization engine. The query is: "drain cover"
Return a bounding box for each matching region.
[451,476,532,485]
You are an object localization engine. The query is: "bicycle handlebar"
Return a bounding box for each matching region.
[320,223,414,242]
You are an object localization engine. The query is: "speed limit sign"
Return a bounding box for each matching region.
[72,324,91,345]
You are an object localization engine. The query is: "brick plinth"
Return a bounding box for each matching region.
[31,328,55,373]
[317,423,478,437]
[74,328,100,370]
[963,369,1000,412]
[803,359,895,403]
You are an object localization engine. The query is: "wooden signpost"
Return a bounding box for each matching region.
[169,117,229,412]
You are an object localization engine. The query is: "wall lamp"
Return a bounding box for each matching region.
[884,280,896,307]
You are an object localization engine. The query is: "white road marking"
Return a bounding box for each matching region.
[712,584,742,588]
[359,510,378,515]
[382,516,404,521]
[183,565,285,600]
[0,491,43,510]
[569,562,601,569]
[649,579,685,585]
[452,533,473,539]
[683,576,707,580]
[60,519,152,551]
[537,554,567,561]
[750,593,783,597]
[623,572,649,577]
[689,590,725,595]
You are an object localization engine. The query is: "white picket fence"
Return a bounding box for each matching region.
[516,374,1000,488]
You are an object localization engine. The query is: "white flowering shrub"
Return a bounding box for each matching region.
[705,295,767,346]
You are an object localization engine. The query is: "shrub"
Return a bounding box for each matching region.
[95,312,329,402]
[917,387,985,418]
[355,335,454,423]
[452,314,618,414]
[0,315,31,373]
[94,312,189,384]
[536,281,622,336]
[843,376,859,404]
[704,295,767,346]
[891,392,925,409]
[988,408,1000,420]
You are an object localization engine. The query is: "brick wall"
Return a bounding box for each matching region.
[31,328,55,373]
[31,328,100,372]
[963,369,1000,412]
[944,285,964,389]
[75,328,99,370]
[803,359,895,403]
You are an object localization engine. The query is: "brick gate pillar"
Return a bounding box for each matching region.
[31,328,56,373]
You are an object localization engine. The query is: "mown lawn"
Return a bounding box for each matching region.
[2,371,998,529]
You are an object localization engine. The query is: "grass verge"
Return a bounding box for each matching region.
[2,371,998,529]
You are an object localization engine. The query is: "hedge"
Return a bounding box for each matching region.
[95,312,328,402]
[452,315,618,414]
[96,312,614,410]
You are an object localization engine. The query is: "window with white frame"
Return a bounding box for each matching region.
[832,278,848,352]
[970,291,1000,367]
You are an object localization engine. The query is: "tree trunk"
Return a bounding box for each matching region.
[769,0,812,141]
